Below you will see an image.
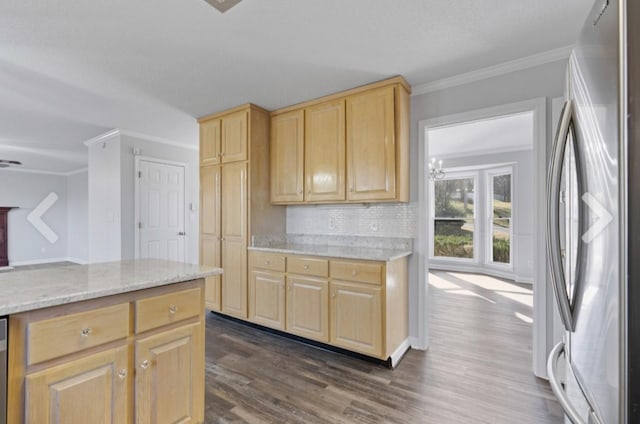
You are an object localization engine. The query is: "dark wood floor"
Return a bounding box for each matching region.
[204,270,563,423]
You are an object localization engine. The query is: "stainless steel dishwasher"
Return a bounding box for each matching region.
[0,318,6,424]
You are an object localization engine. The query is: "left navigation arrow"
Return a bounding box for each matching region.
[27,192,59,243]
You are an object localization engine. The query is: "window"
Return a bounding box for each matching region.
[488,170,512,266]
[432,176,476,260]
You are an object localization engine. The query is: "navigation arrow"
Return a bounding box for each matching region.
[582,192,613,243]
[27,192,59,243]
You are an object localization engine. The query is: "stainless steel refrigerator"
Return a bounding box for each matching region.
[546,0,639,423]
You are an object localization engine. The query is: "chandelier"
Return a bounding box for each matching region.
[428,158,445,180]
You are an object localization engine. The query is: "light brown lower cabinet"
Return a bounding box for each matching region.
[248,251,408,361]
[25,345,129,424]
[9,280,206,424]
[135,322,204,424]
[286,276,329,343]
[330,281,383,357]
[248,270,285,330]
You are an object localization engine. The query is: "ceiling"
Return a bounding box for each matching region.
[0,0,590,173]
[428,111,534,158]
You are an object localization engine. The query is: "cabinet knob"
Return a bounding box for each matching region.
[303,265,309,270]
[118,369,128,379]
[352,270,357,277]
[298,190,303,195]
[331,292,336,299]
[169,305,178,314]
[140,360,150,369]
[80,327,92,337]
[220,152,225,157]
[265,260,271,265]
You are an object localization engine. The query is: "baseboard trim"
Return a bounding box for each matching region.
[0,266,14,271]
[409,336,429,351]
[66,257,89,265]
[10,257,88,267]
[389,338,411,368]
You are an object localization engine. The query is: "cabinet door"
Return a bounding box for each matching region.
[330,281,383,357]
[221,162,248,318]
[286,276,329,343]
[305,100,346,202]
[249,270,285,330]
[136,323,204,424]
[346,86,396,201]
[200,119,221,166]
[25,345,129,424]
[271,110,304,203]
[221,110,248,163]
[200,165,221,311]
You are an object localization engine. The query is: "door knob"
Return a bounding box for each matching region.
[178,231,186,236]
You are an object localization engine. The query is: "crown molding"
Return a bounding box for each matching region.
[412,45,573,96]
[82,129,120,147]
[83,128,197,151]
[0,166,87,176]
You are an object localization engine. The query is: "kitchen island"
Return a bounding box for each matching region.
[1,259,222,424]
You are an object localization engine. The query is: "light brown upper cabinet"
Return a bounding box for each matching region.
[199,109,248,166]
[200,119,221,166]
[269,76,410,204]
[305,100,346,202]
[270,110,304,203]
[199,104,286,318]
[221,110,248,163]
[346,86,396,201]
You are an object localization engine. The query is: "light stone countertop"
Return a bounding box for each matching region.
[248,243,412,262]
[0,259,222,316]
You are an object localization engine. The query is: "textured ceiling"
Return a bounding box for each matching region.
[0,0,590,172]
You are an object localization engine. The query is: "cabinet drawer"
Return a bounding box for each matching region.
[136,287,201,333]
[330,260,383,285]
[27,303,130,365]
[250,251,286,272]
[287,256,329,277]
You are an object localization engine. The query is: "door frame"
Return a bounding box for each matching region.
[417,98,548,378]
[134,156,190,263]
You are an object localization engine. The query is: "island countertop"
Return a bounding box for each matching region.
[0,259,222,316]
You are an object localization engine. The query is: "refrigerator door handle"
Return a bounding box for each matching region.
[547,100,575,331]
[547,341,585,424]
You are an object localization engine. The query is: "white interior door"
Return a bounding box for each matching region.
[138,160,185,262]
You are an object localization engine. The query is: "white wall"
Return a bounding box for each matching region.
[88,139,122,263]
[119,135,199,263]
[428,150,534,283]
[67,170,88,263]
[0,170,68,265]
[409,59,567,342]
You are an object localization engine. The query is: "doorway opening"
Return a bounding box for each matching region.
[417,98,548,378]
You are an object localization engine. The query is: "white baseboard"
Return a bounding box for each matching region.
[389,338,411,368]
[66,257,89,265]
[0,266,14,271]
[10,257,88,267]
[516,276,534,284]
[10,257,70,267]
[409,336,429,351]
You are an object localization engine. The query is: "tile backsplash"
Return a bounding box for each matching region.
[286,203,417,238]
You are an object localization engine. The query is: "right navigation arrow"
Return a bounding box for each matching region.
[581,192,613,243]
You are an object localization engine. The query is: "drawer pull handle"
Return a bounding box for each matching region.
[352,271,357,277]
[303,265,309,270]
[118,369,128,379]
[80,327,92,337]
[140,359,150,369]
[169,305,178,314]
